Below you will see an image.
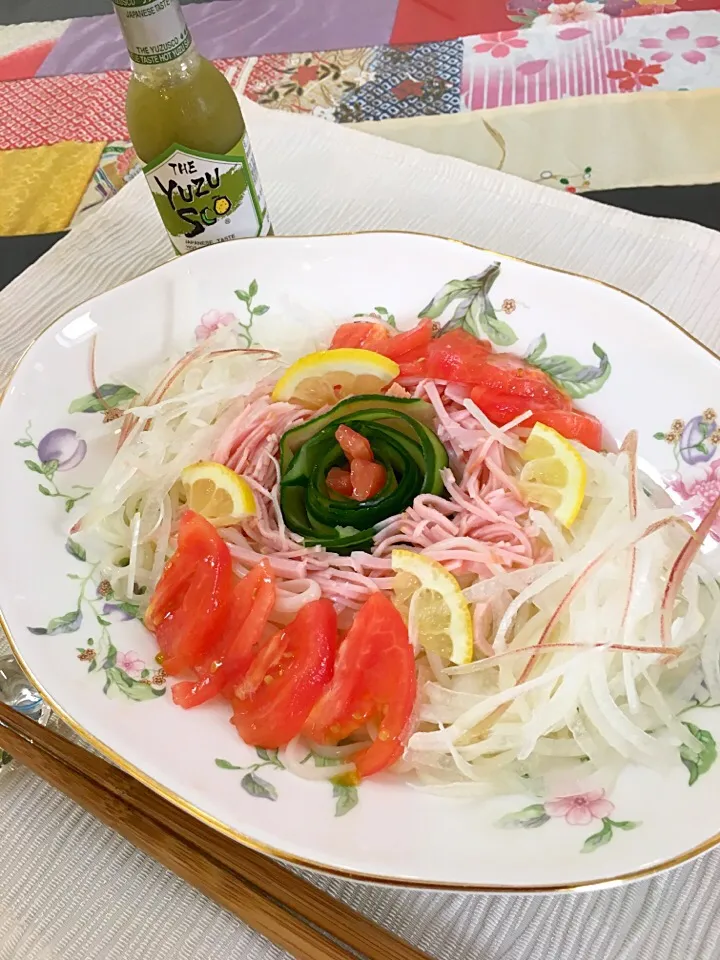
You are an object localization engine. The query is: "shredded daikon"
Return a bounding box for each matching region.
[408,442,720,796]
[79,320,720,803]
[74,326,280,598]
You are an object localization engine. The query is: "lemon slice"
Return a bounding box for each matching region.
[271,348,400,409]
[180,461,256,527]
[391,549,474,665]
[519,422,587,528]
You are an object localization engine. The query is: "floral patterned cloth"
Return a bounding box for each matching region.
[4,98,720,960]
[3,1,720,236]
[461,8,720,108]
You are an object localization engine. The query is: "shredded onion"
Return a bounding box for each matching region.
[407,435,720,794]
[80,318,720,803]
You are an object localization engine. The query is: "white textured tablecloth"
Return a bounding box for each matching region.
[3,99,720,960]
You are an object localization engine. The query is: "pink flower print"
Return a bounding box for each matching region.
[640,24,720,64]
[195,309,237,342]
[666,459,720,541]
[546,1,598,24]
[545,789,615,825]
[473,30,529,58]
[116,650,145,678]
[608,57,663,91]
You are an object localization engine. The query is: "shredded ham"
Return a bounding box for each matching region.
[210,381,543,616]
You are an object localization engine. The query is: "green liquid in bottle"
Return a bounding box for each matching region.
[127,54,245,164]
[113,0,271,254]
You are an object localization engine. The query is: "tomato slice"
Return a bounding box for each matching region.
[469,387,604,452]
[330,321,391,350]
[350,459,386,501]
[326,466,353,498]
[376,318,433,362]
[146,512,233,677]
[231,598,338,748]
[534,409,604,452]
[146,511,221,633]
[171,559,275,707]
[425,329,493,383]
[394,343,428,364]
[469,385,539,427]
[303,592,416,781]
[397,357,429,380]
[472,356,571,409]
[335,424,373,462]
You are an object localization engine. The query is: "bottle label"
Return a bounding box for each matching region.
[144,138,271,255]
[113,0,191,66]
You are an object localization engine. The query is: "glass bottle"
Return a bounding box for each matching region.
[112,0,272,255]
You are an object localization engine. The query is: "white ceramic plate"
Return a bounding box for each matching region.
[3,231,720,892]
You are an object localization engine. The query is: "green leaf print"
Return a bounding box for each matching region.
[65,538,87,562]
[497,804,550,829]
[374,306,397,328]
[524,337,611,399]
[241,771,278,801]
[421,279,475,319]
[680,722,717,785]
[106,667,164,701]
[234,279,268,346]
[112,601,142,620]
[68,383,138,415]
[525,333,548,365]
[333,783,359,817]
[255,747,284,768]
[28,609,83,636]
[465,292,517,346]
[353,306,397,328]
[101,642,118,670]
[582,819,613,853]
[215,758,243,770]
[421,263,518,347]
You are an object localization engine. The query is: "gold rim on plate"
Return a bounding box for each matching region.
[2,229,719,893]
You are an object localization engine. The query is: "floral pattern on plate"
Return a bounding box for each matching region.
[422,263,612,397]
[16,386,162,701]
[655,408,720,539]
[27,540,165,702]
[195,278,269,346]
[5,233,720,886]
[498,789,641,852]
[15,422,92,513]
[215,749,359,816]
[679,721,717,785]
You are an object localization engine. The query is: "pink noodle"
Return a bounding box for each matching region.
[212,381,544,617]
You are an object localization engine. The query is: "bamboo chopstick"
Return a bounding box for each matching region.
[0,700,432,960]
